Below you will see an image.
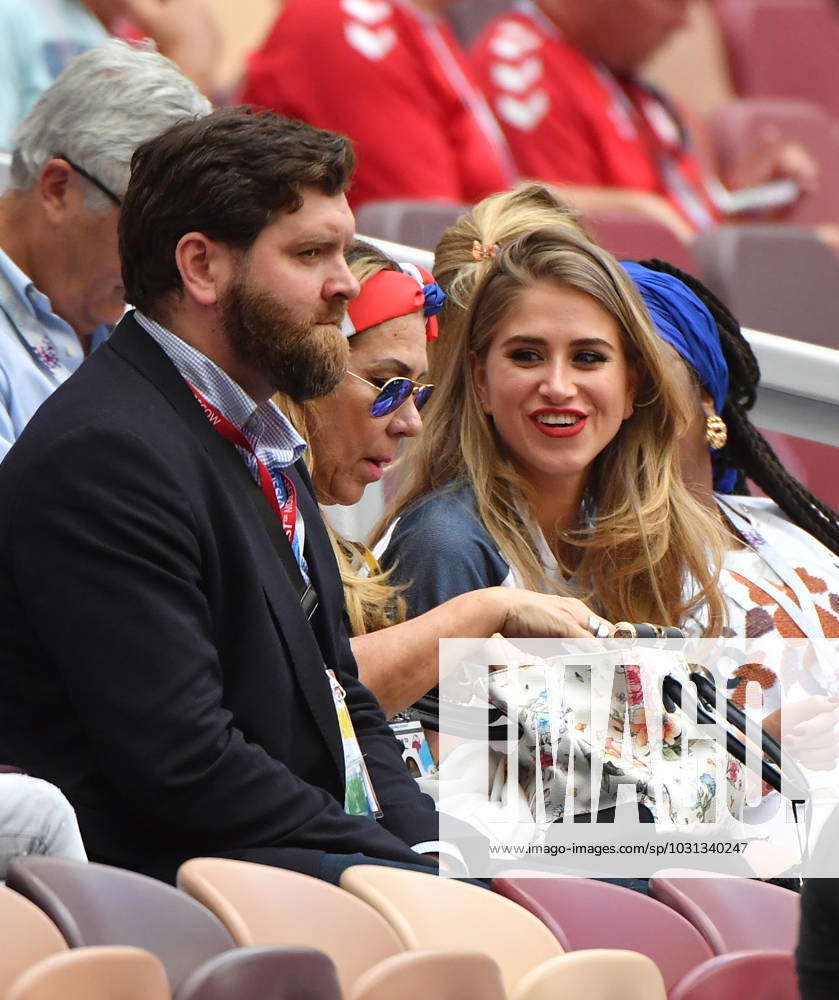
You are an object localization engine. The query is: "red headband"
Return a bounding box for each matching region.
[342,265,441,341]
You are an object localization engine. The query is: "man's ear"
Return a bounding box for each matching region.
[175,233,238,308]
[39,159,74,221]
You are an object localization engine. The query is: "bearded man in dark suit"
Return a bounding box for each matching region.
[0,108,443,883]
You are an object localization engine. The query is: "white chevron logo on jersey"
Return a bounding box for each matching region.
[341,0,392,25]
[496,90,549,131]
[489,21,540,62]
[344,20,397,60]
[490,56,543,95]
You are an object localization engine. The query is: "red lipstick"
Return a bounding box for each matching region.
[529,408,587,438]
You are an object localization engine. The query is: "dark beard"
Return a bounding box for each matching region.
[220,278,349,403]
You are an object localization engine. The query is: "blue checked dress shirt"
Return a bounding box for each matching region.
[135,310,310,577]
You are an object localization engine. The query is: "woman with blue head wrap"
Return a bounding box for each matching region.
[621,261,737,496]
[626,259,839,767]
[626,259,839,556]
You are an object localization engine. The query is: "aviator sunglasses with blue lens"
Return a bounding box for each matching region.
[347,371,434,417]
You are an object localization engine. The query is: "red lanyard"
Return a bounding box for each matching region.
[187,382,297,544]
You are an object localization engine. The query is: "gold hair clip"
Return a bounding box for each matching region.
[471,240,500,261]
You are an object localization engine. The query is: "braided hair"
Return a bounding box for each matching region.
[639,258,839,556]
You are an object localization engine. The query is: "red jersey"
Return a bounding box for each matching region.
[471,1,719,230]
[241,0,516,209]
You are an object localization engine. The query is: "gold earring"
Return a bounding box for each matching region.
[705,413,728,450]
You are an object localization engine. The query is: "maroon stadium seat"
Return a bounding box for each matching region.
[713,0,839,118]
[668,950,798,1000]
[355,199,467,252]
[584,209,698,273]
[692,224,839,349]
[757,429,839,514]
[493,876,712,993]
[176,946,342,1000]
[6,856,235,994]
[649,871,800,955]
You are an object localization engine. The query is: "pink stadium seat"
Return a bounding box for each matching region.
[757,429,839,513]
[713,0,839,118]
[446,0,513,46]
[583,210,698,273]
[648,872,800,955]
[692,224,839,348]
[355,199,467,252]
[492,876,713,993]
[667,949,799,1000]
[709,98,839,225]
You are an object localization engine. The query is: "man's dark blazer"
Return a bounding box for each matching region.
[0,312,438,882]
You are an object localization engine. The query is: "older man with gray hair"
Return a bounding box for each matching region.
[0,39,209,459]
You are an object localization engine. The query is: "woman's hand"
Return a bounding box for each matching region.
[765,695,839,771]
[494,589,609,640]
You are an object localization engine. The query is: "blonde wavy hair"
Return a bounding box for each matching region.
[373,223,728,632]
[276,239,407,636]
[430,183,588,375]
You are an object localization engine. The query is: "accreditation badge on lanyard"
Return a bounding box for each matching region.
[326,669,382,818]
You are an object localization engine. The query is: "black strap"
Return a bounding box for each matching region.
[227,449,319,621]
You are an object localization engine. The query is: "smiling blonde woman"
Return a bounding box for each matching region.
[374,225,729,634]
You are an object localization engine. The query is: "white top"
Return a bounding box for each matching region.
[687,494,839,716]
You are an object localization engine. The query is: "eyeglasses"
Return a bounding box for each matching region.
[347,371,434,417]
[55,153,122,207]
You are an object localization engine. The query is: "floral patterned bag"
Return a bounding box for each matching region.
[485,645,745,830]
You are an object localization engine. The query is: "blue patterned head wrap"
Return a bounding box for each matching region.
[621,261,737,493]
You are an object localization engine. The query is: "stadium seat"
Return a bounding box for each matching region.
[692,224,839,349]
[510,950,666,1000]
[0,885,68,996]
[349,950,506,1000]
[355,199,466,252]
[6,946,169,1000]
[648,871,800,954]
[446,0,515,46]
[712,0,839,118]
[176,945,342,1000]
[709,98,839,225]
[177,858,403,996]
[339,864,566,994]
[667,949,799,1000]
[757,429,839,513]
[583,209,698,273]
[493,875,713,993]
[5,856,234,994]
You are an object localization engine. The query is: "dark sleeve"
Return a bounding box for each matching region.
[6,428,434,861]
[378,490,511,618]
[797,878,839,1000]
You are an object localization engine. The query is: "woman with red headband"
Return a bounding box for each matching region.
[278,240,601,723]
